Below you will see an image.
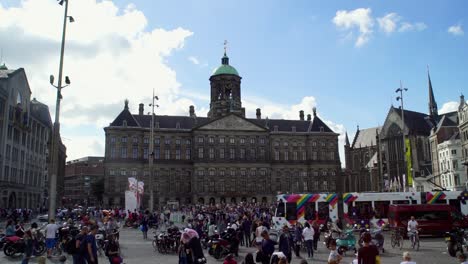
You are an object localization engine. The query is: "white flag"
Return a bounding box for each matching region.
[128,177,137,191]
[137,181,144,194]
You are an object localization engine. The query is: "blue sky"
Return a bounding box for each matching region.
[1,0,467,161]
[114,0,466,126]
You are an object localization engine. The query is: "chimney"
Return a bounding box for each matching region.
[299,110,304,121]
[256,108,261,119]
[189,105,196,117]
[307,114,312,121]
[138,103,144,115]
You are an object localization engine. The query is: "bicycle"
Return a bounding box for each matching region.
[390,227,404,250]
[408,229,420,251]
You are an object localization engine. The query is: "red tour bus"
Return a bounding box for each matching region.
[388,204,468,236]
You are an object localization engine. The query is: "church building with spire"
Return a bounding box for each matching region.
[103,50,341,208]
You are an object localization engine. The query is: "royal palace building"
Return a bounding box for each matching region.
[103,52,341,208]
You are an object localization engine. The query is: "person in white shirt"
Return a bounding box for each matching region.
[457,252,468,264]
[45,219,59,258]
[400,251,416,264]
[255,221,267,249]
[407,216,418,232]
[302,222,315,259]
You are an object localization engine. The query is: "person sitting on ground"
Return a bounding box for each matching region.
[400,251,416,264]
[457,252,468,264]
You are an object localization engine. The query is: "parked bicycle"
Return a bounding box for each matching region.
[390,227,404,250]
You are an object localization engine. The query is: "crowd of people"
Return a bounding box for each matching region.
[1,205,467,264]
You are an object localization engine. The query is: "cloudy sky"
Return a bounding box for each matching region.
[1,0,467,164]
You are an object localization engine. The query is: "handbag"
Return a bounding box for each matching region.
[111,256,123,264]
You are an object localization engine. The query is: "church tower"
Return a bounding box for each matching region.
[428,68,438,119]
[208,48,243,119]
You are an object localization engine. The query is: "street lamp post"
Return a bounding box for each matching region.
[48,0,74,221]
[396,81,408,192]
[148,91,159,212]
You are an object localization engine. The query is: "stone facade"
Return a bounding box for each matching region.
[0,66,55,209]
[103,53,341,208]
[437,137,466,190]
[64,156,105,206]
[344,126,382,192]
[458,95,468,181]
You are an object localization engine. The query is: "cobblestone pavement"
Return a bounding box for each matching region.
[0,227,458,264]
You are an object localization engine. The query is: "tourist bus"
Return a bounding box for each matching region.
[273,193,339,230]
[342,192,421,227]
[424,191,468,215]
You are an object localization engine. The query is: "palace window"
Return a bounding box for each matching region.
[143,148,148,159]
[165,150,170,159]
[209,148,215,159]
[198,148,204,158]
[240,149,246,159]
[198,137,204,143]
[219,137,225,144]
[111,137,116,143]
[230,148,235,159]
[176,139,181,145]
[302,151,307,160]
[165,138,170,145]
[132,137,138,144]
[284,151,289,161]
[144,138,149,144]
[240,138,245,144]
[260,148,265,159]
[121,136,127,143]
[132,148,138,159]
[155,147,160,159]
[220,148,225,159]
[260,138,265,144]
[110,146,116,158]
[293,151,298,160]
[274,150,279,161]
[250,149,256,159]
[120,147,127,158]
[176,149,181,160]
[185,149,191,159]
[230,138,235,144]
[209,137,214,144]
[250,138,255,144]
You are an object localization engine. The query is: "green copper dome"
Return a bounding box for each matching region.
[211,54,239,76]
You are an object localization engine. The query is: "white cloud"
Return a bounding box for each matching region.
[188,56,200,65]
[333,9,427,46]
[398,22,427,32]
[448,24,464,36]
[439,101,460,114]
[0,0,194,160]
[63,135,105,161]
[333,8,374,47]
[377,13,400,33]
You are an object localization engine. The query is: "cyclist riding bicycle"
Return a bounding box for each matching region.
[407,216,418,234]
[407,216,419,248]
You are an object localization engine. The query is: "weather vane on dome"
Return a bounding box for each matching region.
[224,40,228,55]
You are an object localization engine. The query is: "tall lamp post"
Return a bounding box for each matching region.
[148,91,159,212]
[48,0,74,220]
[396,81,408,192]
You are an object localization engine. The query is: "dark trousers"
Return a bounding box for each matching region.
[313,237,319,250]
[72,254,86,264]
[294,242,301,257]
[305,239,314,257]
[244,232,251,246]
